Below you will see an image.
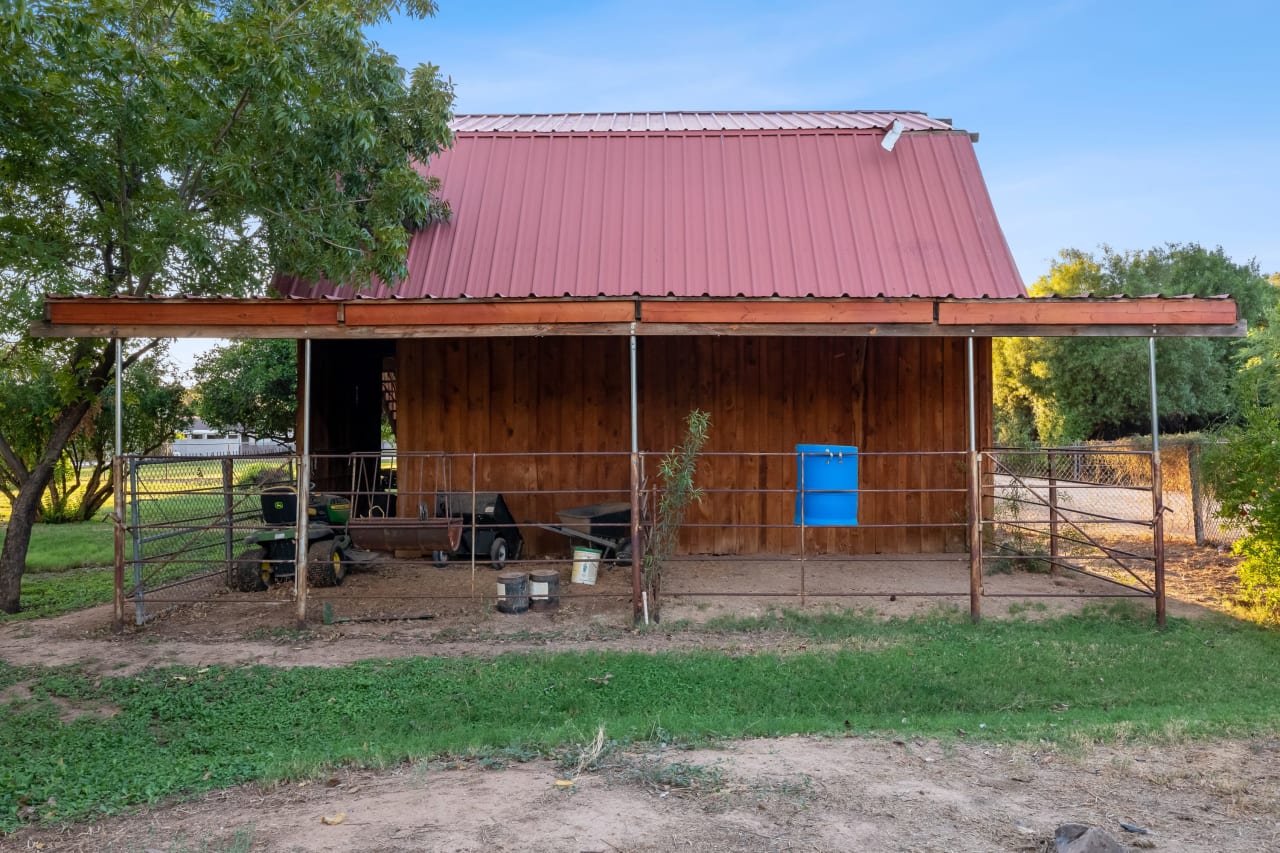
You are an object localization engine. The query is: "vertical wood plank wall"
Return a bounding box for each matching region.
[396,336,992,555]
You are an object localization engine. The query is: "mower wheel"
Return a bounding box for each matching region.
[306,539,347,587]
[432,550,449,568]
[229,547,269,592]
[489,537,508,570]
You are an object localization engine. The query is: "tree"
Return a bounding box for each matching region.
[0,347,189,523]
[0,0,454,613]
[994,245,1277,444]
[191,339,297,443]
[1202,299,1280,618]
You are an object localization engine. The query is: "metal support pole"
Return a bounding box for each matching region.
[629,326,644,623]
[799,454,807,607]
[1149,336,1166,627]
[967,336,982,623]
[295,338,312,628]
[112,339,124,633]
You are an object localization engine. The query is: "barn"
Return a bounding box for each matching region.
[39,112,1244,624]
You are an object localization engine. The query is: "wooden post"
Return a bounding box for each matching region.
[1188,442,1206,546]
[1047,449,1060,574]
[967,336,982,622]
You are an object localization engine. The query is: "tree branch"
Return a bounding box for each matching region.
[0,429,30,485]
[122,338,162,369]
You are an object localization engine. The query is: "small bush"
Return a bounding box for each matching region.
[235,464,292,489]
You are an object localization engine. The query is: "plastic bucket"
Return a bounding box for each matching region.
[571,547,602,585]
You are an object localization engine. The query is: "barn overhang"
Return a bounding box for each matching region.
[33,295,1244,340]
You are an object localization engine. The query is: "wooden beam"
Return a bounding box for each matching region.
[33,296,1246,340]
[634,321,1247,338]
[344,301,634,326]
[641,299,934,325]
[30,322,638,339]
[45,299,341,327]
[939,300,1238,326]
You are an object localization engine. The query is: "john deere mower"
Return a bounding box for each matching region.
[227,485,353,591]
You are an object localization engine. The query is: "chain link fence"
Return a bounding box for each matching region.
[987,440,1245,547]
[123,454,294,623]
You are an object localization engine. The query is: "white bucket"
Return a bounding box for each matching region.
[571,546,602,585]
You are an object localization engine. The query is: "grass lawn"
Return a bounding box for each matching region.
[0,522,117,621]
[0,522,114,572]
[2,605,1279,830]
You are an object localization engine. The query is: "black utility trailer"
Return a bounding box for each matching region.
[435,492,525,569]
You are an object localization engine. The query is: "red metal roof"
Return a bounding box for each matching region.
[280,114,1024,300]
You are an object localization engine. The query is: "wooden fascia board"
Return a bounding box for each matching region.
[939,300,1239,327]
[639,299,934,325]
[45,299,341,328]
[32,296,1246,339]
[343,300,635,326]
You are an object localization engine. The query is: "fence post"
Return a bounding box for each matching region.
[1047,449,1059,574]
[966,337,982,623]
[130,460,144,626]
[112,456,125,633]
[295,339,312,629]
[1188,442,1206,546]
[1149,337,1166,628]
[222,458,235,580]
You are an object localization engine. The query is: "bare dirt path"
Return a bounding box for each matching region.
[0,542,1240,676]
[5,735,1277,852]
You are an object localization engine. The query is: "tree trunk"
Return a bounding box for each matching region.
[0,394,99,613]
[0,458,56,613]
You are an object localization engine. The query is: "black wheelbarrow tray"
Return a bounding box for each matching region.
[536,501,633,562]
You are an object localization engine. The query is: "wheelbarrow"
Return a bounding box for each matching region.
[537,501,633,563]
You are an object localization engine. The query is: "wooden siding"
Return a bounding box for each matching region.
[396,336,992,556]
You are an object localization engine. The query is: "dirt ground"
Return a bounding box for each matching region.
[0,540,1261,852]
[0,539,1243,677]
[5,735,1277,852]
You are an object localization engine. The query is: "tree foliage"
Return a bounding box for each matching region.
[191,339,297,442]
[1202,299,1280,619]
[0,0,454,612]
[0,345,189,522]
[994,245,1277,444]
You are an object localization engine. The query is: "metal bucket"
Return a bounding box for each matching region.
[529,568,561,611]
[495,572,530,614]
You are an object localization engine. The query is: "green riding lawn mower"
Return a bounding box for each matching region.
[227,486,353,591]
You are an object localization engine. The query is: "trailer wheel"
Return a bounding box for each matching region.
[432,550,449,568]
[489,537,508,570]
[229,547,269,592]
[306,539,346,587]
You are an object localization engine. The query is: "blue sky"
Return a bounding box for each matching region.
[369,0,1279,283]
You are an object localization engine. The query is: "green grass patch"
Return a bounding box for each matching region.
[0,568,116,621]
[3,606,1280,830]
[0,522,114,573]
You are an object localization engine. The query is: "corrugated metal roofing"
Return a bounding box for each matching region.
[450,111,955,133]
[281,116,1023,300]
